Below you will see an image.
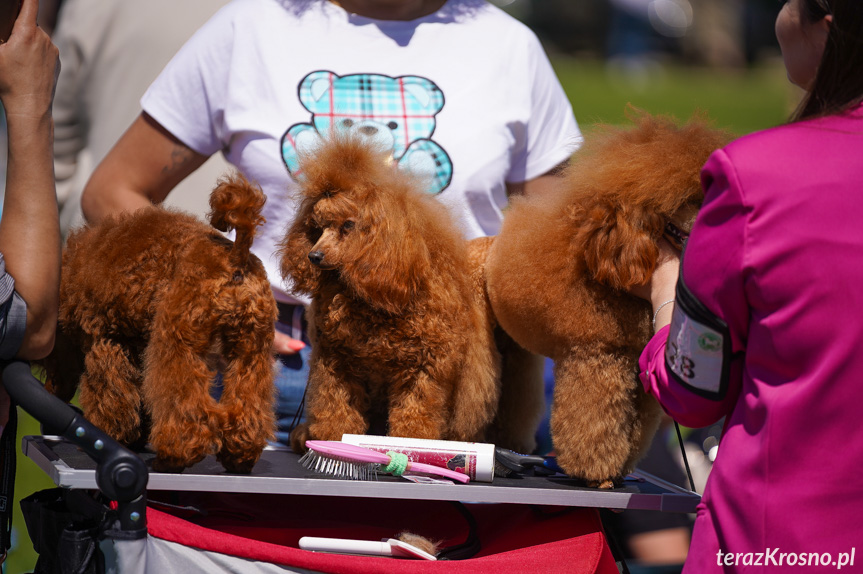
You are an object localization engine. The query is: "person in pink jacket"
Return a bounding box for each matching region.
[635,0,863,571]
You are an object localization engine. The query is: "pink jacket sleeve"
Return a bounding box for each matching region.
[639,149,749,429]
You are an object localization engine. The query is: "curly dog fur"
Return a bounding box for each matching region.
[280,135,521,454]
[466,235,546,455]
[46,174,277,473]
[484,112,732,487]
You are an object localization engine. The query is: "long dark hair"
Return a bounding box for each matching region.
[794,0,863,120]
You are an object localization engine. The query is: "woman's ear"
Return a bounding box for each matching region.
[816,12,833,50]
[575,201,664,291]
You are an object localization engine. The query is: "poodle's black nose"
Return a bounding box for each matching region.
[308,251,325,266]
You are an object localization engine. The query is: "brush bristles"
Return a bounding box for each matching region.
[299,449,381,481]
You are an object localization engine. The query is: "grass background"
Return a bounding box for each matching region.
[555,56,798,136]
[4,55,799,573]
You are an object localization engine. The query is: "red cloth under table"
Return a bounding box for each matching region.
[145,492,618,573]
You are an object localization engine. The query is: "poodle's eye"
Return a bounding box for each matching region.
[342,119,354,128]
[387,121,398,130]
[341,220,356,233]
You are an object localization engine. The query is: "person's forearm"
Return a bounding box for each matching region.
[649,278,677,332]
[647,240,680,333]
[506,161,568,199]
[0,111,60,358]
[81,113,209,224]
[81,168,155,224]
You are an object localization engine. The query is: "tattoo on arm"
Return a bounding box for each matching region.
[162,144,195,176]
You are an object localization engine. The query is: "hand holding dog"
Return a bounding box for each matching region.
[629,237,680,331]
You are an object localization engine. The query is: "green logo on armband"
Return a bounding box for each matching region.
[698,332,722,352]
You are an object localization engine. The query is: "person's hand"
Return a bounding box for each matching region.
[630,237,680,331]
[629,237,680,303]
[273,329,306,356]
[0,0,60,120]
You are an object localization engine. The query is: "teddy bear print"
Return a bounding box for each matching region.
[281,71,453,194]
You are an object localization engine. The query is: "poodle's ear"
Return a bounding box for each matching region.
[575,201,665,291]
[278,205,320,295]
[341,201,430,315]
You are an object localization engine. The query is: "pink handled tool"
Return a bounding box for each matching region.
[302,440,470,483]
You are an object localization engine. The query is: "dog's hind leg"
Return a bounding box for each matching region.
[78,338,145,447]
[216,332,277,474]
[484,330,545,454]
[42,327,86,404]
[143,308,223,473]
[446,309,501,443]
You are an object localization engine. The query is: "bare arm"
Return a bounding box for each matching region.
[0,0,61,360]
[505,161,568,199]
[81,112,209,223]
[81,112,309,355]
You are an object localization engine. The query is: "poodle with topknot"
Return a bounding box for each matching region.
[280,135,524,454]
[47,174,277,473]
[484,112,732,487]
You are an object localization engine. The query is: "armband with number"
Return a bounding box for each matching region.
[664,267,732,401]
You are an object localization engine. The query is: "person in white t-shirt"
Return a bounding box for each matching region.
[80,0,582,445]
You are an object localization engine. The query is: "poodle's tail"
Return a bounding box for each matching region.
[208,173,267,268]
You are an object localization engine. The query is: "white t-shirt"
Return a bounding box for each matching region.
[142,0,581,303]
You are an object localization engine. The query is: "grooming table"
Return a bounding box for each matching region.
[22,436,699,514]
[6,365,670,572]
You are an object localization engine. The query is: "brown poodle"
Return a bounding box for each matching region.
[484,112,732,487]
[46,174,278,473]
[280,135,527,454]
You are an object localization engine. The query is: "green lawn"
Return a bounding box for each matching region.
[4,57,800,574]
[552,56,799,137]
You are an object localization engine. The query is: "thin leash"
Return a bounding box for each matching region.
[674,420,697,493]
[289,388,307,432]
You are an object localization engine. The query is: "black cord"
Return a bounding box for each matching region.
[289,385,307,432]
[674,421,697,493]
[436,501,481,560]
[601,516,632,574]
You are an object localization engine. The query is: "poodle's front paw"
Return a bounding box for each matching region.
[585,477,622,490]
[151,453,203,474]
[289,423,312,454]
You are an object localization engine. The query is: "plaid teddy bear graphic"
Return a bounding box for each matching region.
[281,71,453,194]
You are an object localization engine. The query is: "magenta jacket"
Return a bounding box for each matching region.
[640,105,863,572]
